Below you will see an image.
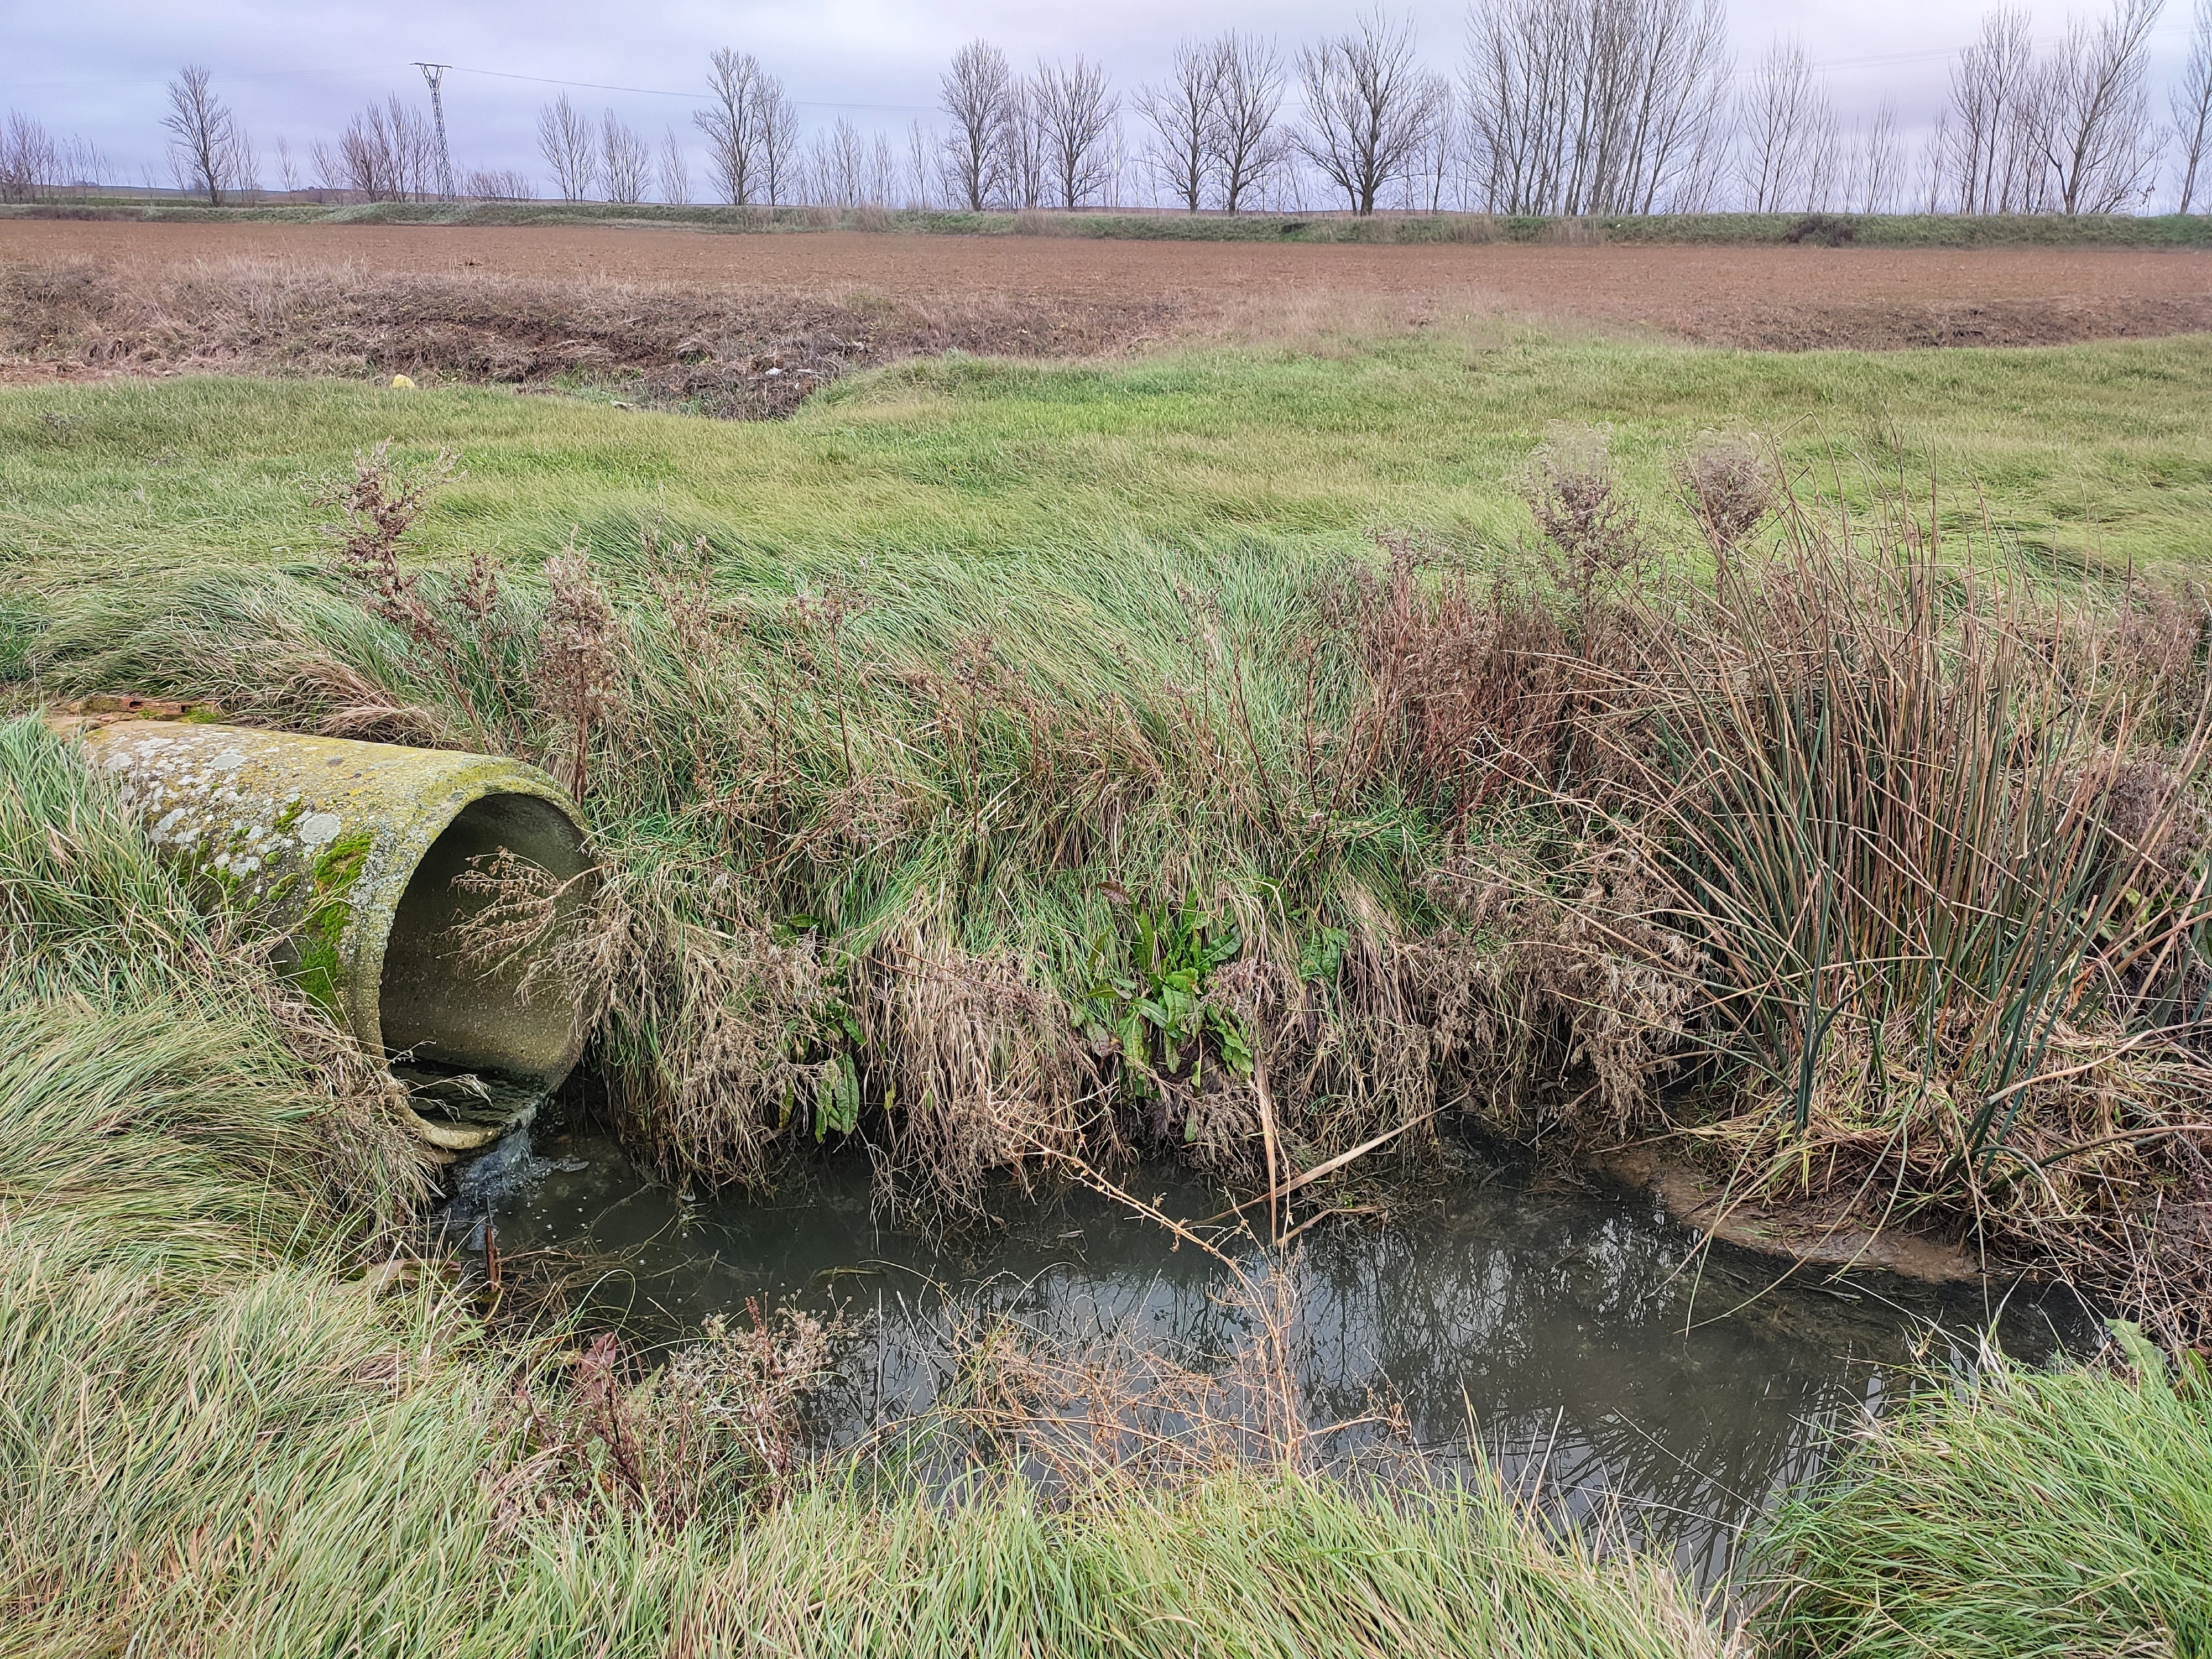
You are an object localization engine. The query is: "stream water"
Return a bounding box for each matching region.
[452,1118,2094,1587]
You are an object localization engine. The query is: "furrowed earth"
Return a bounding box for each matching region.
[4,220,2211,405]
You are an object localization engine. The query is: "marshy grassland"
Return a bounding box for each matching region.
[6,329,2211,583]
[7,318,2212,1652]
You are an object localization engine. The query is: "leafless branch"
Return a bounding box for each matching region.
[537,93,597,202]
[1295,9,1443,215]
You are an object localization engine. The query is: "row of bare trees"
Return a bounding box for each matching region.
[34,7,2212,216]
[0,113,110,202]
[1936,0,2166,213]
[1724,0,2194,215]
[936,43,1126,208]
[1464,0,1733,213]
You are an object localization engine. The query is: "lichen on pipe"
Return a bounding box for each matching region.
[54,702,595,1147]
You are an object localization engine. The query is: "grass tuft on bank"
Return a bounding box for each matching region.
[1755,1329,2212,1658]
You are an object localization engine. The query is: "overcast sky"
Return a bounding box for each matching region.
[1,0,2201,188]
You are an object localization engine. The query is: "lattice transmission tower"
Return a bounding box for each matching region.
[416,62,456,199]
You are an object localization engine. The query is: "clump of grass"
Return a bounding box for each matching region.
[1575,499,2212,1333]
[1755,1329,2212,1659]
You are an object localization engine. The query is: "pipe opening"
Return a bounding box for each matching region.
[379,791,593,1086]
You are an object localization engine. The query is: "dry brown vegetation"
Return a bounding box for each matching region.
[0,256,1178,413]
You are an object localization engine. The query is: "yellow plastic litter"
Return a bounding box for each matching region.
[390,373,416,389]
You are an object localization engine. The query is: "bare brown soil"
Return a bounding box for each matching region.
[1599,1144,1983,1284]
[3,218,2208,406]
[0,256,1176,415]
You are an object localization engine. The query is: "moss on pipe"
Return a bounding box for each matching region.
[53,706,593,1141]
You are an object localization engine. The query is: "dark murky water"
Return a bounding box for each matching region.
[452,1120,2093,1585]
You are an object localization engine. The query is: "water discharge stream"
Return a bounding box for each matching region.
[454,1121,2093,1587]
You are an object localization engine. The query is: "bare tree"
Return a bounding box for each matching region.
[1404,76,1458,208]
[1136,39,1220,211]
[803,120,901,208]
[1736,38,1833,211]
[1211,33,1287,210]
[866,131,900,208]
[759,80,800,205]
[1949,10,2047,213]
[806,117,867,206]
[0,113,58,202]
[2041,0,2166,213]
[2177,0,2212,211]
[1462,0,1732,216]
[60,136,112,199]
[599,111,650,204]
[695,48,770,205]
[313,98,437,201]
[538,93,598,201]
[941,39,1016,209]
[1296,11,1443,214]
[658,128,691,205]
[163,65,252,204]
[1034,56,1119,208]
[1849,101,1902,213]
[906,119,936,208]
[1004,79,1050,206]
[465,168,534,200]
[1919,113,1954,211]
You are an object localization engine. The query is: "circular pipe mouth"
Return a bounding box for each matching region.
[58,713,596,1146]
[374,790,594,1086]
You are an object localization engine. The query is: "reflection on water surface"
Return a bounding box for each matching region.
[454,1122,2091,1585]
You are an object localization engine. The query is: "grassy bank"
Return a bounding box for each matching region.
[7,337,2212,1292]
[8,716,2210,1656]
[8,197,2212,247]
[10,269,2212,1651]
[1756,1331,2212,1657]
[0,716,1723,1657]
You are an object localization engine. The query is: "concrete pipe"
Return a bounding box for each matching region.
[58,702,595,1150]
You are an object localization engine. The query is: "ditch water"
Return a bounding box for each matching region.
[451,1118,2094,1587]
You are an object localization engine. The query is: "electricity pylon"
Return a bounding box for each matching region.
[416,62,456,199]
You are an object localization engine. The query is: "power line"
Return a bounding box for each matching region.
[440,62,933,114]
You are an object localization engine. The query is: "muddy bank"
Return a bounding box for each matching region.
[1598,1143,1985,1282]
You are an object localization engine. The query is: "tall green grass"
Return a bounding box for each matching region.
[7,331,2212,588]
[1755,1331,2212,1658]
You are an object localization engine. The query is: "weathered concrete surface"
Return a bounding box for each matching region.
[58,706,594,1117]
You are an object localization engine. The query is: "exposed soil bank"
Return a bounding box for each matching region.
[1599,1144,1985,1283]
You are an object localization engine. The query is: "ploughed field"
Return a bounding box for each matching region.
[3,221,2211,411]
